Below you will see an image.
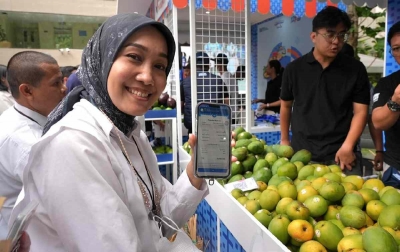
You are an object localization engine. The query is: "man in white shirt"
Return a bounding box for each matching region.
[0,51,66,238]
[213,53,239,124]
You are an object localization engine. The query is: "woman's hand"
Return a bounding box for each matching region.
[186,132,237,189]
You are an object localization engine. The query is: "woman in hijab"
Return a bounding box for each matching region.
[0,64,14,114]
[19,13,209,251]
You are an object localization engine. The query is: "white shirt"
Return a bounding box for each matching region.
[0,103,46,239]
[20,99,208,252]
[0,91,15,115]
[221,71,239,119]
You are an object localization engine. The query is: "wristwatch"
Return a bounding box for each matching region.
[266,103,270,108]
[387,98,400,112]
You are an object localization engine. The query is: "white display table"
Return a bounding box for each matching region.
[205,182,289,252]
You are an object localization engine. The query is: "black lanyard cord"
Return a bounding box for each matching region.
[121,137,157,213]
[14,107,40,125]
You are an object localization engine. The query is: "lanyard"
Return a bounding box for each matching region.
[14,107,40,125]
[121,137,157,215]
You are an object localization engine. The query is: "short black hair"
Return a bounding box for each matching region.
[388,21,400,46]
[269,60,285,75]
[0,65,7,92]
[7,51,58,99]
[312,6,351,32]
[61,66,77,78]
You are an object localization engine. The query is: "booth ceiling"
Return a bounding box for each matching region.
[172,0,387,17]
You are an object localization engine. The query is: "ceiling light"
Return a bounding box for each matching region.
[134,12,138,14]
[205,11,210,14]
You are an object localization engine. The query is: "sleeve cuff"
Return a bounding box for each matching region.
[173,170,209,207]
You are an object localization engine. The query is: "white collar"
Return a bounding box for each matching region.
[14,102,47,127]
[79,99,141,140]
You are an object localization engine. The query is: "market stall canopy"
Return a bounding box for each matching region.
[172,0,386,17]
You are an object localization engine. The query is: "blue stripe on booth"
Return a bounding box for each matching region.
[294,0,306,17]
[270,0,283,15]
[317,1,327,12]
[218,0,231,11]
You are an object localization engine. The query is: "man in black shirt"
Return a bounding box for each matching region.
[280,6,370,174]
[372,21,400,174]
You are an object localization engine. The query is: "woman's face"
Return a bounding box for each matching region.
[107,26,169,116]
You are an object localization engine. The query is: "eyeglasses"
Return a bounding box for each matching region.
[316,32,349,43]
[390,47,400,56]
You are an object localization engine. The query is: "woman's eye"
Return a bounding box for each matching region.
[155,64,166,71]
[127,54,141,61]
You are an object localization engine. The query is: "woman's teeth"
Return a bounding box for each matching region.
[129,89,150,98]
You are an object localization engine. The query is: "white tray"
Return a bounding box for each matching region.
[205,182,290,252]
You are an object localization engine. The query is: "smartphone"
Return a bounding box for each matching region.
[7,200,38,251]
[194,102,232,179]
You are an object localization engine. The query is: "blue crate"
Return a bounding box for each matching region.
[145,109,176,119]
[155,153,173,163]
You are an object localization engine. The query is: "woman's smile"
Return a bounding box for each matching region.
[126,87,152,100]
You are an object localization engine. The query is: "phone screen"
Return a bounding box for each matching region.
[195,102,232,178]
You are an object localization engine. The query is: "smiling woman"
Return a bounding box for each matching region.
[107,27,170,117]
[15,13,208,252]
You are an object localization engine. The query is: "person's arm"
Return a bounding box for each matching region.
[252,98,265,104]
[336,65,370,170]
[335,102,368,170]
[27,131,142,251]
[259,100,281,110]
[279,65,294,145]
[223,84,229,105]
[368,116,384,171]
[280,100,292,145]
[372,83,400,130]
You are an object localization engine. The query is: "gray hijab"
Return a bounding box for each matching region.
[43,13,176,135]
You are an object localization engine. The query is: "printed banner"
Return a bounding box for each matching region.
[256,15,313,98]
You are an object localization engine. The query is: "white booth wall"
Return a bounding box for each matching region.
[251,14,313,110]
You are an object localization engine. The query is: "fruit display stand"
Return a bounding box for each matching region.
[249,113,285,145]
[144,109,179,183]
[194,127,400,252]
[250,125,282,146]
[199,182,290,252]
